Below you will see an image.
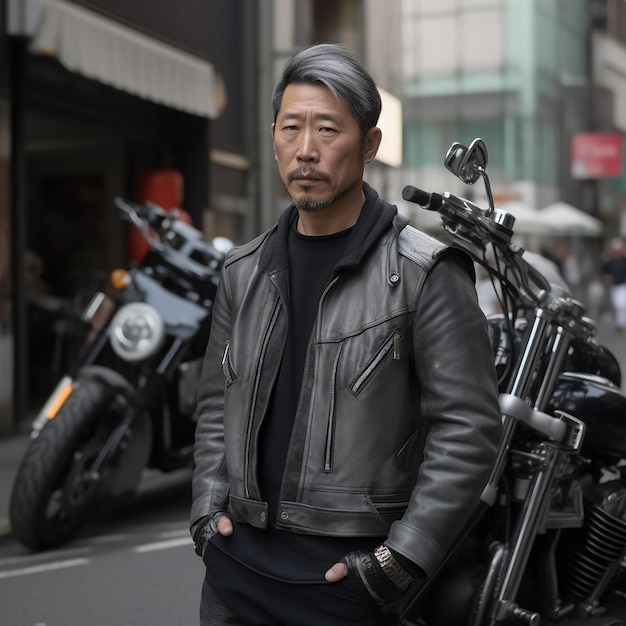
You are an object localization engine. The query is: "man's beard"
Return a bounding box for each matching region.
[290,181,357,212]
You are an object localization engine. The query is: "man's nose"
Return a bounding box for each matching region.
[296,129,319,162]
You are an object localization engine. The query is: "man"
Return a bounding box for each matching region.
[602,237,626,332]
[190,43,502,625]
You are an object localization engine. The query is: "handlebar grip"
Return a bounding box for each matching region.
[402,186,444,210]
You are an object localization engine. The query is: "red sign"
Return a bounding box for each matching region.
[571,132,623,179]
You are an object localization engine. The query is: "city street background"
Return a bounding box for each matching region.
[0,451,201,626]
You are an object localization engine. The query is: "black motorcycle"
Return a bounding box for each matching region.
[10,197,232,551]
[399,139,626,625]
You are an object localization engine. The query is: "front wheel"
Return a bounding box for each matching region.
[9,377,125,550]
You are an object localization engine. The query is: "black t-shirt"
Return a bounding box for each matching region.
[258,221,353,521]
[210,219,384,582]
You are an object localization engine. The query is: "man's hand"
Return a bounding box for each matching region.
[193,513,233,557]
[324,561,348,582]
[325,547,414,605]
[215,515,233,536]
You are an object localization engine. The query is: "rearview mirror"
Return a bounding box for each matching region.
[444,138,488,185]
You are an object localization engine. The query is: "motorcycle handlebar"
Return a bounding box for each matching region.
[402,184,501,247]
[113,196,231,267]
[114,197,166,229]
[402,185,489,227]
[402,185,444,211]
[402,184,554,301]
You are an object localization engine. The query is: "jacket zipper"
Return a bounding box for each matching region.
[221,340,235,385]
[243,299,281,498]
[316,275,341,473]
[324,347,343,472]
[350,331,401,395]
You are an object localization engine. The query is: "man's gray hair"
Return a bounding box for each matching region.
[271,43,382,139]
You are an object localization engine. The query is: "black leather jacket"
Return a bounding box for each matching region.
[191,184,502,575]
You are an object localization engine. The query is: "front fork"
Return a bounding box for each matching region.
[475,307,588,625]
[473,444,564,626]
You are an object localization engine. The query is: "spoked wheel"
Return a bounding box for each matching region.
[9,378,123,550]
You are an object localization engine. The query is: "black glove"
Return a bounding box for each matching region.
[341,545,414,605]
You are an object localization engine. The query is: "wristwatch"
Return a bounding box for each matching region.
[373,544,413,591]
[192,517,213,557]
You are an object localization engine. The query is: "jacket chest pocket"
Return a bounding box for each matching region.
[349,331,401,396]
[322,330,402,473]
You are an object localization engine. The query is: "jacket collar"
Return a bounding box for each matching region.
[259,182,400,275]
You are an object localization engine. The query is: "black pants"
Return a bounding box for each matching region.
[200,579,247,625]
[200,543,395,626]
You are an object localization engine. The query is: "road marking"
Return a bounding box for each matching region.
[0,557,89,579]
[0,546,91,568]
[83,533,127,544]
[156,528,190,540]
[134,537,192,553]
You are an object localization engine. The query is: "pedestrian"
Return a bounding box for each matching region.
[190,43,502,626]
[602,236,626,332]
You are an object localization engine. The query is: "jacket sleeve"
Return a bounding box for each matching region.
[385,253,502,575]
[189,264,233,532]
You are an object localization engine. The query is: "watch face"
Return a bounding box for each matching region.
[374,546,413,590]
[374,545,392,564]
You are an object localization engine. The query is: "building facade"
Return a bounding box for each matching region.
[396,0,626,236]
[0,0,258,432]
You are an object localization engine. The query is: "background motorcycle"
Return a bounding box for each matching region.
[10,198,232,551]
[399,139,626,625]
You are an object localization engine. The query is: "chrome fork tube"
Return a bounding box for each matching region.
[533,324,572,411]
[490,444,561,624]
[508,312,550,398]
[481,312,550,507]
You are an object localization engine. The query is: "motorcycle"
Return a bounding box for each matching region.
[10,197,232,551]
[398,139,626,625]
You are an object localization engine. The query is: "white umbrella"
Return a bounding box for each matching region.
[498,201,555,236]
[540,201,603,237]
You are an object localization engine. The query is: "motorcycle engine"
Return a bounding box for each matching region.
[558,481,626,603]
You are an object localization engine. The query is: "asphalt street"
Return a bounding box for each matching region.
[0,459,202,626]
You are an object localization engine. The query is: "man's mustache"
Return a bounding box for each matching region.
[287,167,330,183]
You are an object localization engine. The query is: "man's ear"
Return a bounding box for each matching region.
[364,127,382,165]
[271,123,277,161]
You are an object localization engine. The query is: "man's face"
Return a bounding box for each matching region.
[271,83,380,213]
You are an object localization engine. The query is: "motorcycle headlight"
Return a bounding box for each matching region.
[109,303,165,362]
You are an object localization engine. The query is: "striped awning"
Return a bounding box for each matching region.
[8,0,222,119]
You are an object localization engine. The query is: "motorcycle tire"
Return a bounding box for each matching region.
[9,377,122,550]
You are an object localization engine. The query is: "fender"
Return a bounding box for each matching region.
[32,365,152,496]
[31,365,137,436]
[75,365,153,496]
[78,364,137,396]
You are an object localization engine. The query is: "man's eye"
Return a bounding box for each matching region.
[320,127,337,133]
